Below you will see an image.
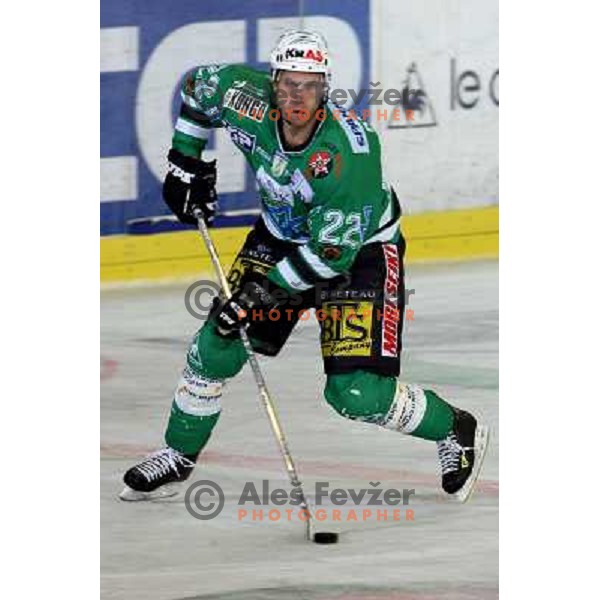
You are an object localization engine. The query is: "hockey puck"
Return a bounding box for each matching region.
[312,532,339,544]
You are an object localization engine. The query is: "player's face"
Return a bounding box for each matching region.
[274,71,325,128]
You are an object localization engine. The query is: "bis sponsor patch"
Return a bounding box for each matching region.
[320,301,374,358]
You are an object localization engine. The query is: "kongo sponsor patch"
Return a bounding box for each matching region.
[223,88,268,122]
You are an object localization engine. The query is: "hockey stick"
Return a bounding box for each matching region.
[193,210,331,543]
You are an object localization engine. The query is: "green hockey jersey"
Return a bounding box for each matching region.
[171,64,400,294]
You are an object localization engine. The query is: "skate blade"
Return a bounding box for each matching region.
[119,484,180,502]
[455,425,490,504]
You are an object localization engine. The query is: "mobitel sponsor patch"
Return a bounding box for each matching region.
[381,244,400,357]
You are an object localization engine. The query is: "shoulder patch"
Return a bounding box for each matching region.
[224,123,256,153]
[330,103,370,154]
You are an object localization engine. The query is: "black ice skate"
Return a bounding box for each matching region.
[436,408,489,503]
[119,447,197,501]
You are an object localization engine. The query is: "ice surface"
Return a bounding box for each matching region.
[101,260,498,600]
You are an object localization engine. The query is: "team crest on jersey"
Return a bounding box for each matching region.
[195,76,220,99]
[223,88,267,122]
[308,151,332,178]
[271,152,288,178]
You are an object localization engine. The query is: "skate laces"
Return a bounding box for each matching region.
[135,448,195,482]
[436,434,465,475]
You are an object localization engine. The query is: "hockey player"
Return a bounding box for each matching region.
[120,30,488,503]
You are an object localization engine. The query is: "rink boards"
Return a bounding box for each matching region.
[100,205,498,283]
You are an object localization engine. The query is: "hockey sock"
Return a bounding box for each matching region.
[380,383,454,441]
[164,320,252,456]
[325,373,454,441]
[164,365,223,456]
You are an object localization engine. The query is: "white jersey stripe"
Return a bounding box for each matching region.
[175,117,210,140]
[377,199,393,228]
[365,218,398,244]
[277,258,312,291]
[298,246,339,279]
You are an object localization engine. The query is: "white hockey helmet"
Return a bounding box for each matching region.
[270,29,331,98]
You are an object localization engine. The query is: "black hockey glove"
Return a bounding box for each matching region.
[163,148,217,226]
[215,281,278,337]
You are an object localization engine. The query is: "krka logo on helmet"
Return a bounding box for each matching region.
[281,47,326,63]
